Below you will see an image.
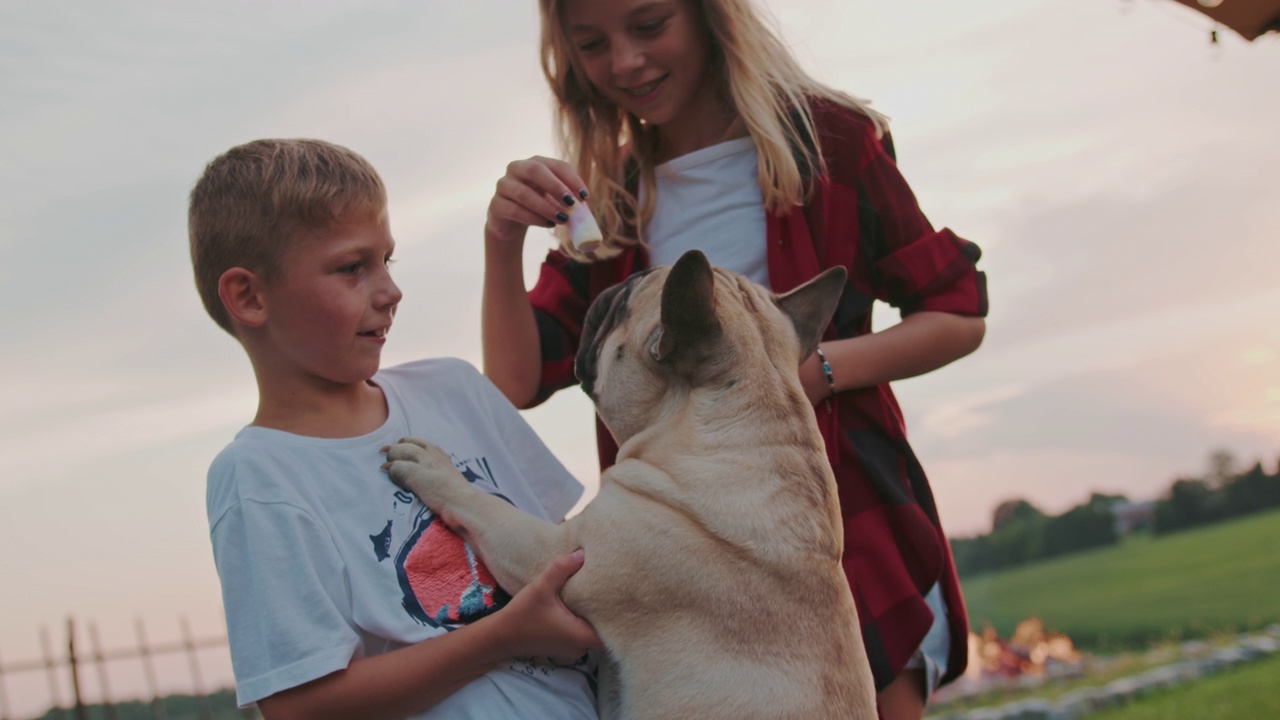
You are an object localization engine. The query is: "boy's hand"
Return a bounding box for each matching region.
[485,156,588,251]
[497,549,602,662]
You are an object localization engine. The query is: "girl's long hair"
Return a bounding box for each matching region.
[538,0,888,262]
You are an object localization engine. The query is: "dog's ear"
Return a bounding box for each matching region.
[652,250,722,363]
[776,266,847,357]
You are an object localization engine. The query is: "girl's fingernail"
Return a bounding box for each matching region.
[556,211,570,223]
[562,193,576,206]
[578,188,590,200]
[545,220,557,228]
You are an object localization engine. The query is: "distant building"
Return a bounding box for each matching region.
[1110,499,1156,535]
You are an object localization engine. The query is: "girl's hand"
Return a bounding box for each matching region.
[495,549,602,662]
[485,156,589,251]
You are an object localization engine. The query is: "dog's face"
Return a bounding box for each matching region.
[575,250,846,444]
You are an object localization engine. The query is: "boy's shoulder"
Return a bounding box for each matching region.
[205,423,323,526]
[376,355,482,387]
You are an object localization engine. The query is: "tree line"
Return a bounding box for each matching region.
[951,450,1280,578]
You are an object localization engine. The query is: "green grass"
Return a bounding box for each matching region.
[960,509,1280,650]
[1089,652,1280,720]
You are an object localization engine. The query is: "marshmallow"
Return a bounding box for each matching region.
[567,201,603,253]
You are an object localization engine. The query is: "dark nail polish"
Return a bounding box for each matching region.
[578,188,590,200]
[562,193,576,206]
[556,211,569,223]
[545,220,556,228]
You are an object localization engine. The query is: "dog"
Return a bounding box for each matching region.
[383,250,877,719]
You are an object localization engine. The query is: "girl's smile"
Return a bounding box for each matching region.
[620,74,668,104]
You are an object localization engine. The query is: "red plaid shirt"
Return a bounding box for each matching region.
[527,99,987,691]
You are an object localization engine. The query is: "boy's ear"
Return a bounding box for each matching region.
[218,267,268,329]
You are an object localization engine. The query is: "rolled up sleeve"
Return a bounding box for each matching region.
[527,251,592,405]
[855,130,988,318]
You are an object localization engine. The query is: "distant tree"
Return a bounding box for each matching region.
[1042,502,1118,557]
[1206,448,1239,489]
[991,498,1044,531]
[1153,477,1220,534]
[951,534,993,576]
[956,448,1280,573]
[987,512,1047,567]
[1089,492,1128,506]
[1221,461,1280,518]
[32,690,249,720]
[953,493,1123,577]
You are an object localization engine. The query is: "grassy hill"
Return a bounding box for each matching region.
[960,509,1280,650]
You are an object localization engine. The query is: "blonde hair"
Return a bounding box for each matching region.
[538,0,887,262]
[188,139,387,335]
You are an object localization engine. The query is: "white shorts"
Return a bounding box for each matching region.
[903,582,951,699]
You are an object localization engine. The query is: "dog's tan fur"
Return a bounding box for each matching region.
[384,250,877,719]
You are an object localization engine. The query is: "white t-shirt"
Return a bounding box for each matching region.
[644,136,770,287]
[206,358,595,719]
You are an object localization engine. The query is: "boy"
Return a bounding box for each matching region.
[190,138,600,720]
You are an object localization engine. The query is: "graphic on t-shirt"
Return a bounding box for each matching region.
[375,456,513,628]
[370,520,393,562]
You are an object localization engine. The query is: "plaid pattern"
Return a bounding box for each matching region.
[528,99,986,692]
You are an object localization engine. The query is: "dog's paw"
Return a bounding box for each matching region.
[381,438,463,498]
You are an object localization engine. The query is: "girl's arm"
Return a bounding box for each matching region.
[794,112,988,406]
[799,311,986,405]
[481,157,588,408]
[482,236,542,408]
[257,551,600,720]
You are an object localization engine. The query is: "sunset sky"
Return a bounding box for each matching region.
[1,0,1277,715]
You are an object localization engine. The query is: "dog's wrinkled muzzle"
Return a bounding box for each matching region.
[575,268,656,397]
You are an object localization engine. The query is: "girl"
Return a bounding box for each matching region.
[480,1,987,717]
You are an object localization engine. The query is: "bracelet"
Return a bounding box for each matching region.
[814,345,836,399]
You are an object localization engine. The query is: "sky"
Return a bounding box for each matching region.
[1,0,1277,715]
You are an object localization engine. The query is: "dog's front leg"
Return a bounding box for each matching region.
[598,653,623,720]
[383,438,562,594]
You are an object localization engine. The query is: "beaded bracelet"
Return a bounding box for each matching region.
[814,345,836,399]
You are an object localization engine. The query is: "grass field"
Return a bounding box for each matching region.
[960,509,1280,649]
[1088,651,1280,720]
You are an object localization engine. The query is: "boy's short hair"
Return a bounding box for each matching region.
[189,138,387,335]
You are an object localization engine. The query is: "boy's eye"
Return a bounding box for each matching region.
[339,262,362,274]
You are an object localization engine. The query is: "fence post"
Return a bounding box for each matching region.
[39,627,66,720]
[134,618,168,720]
[0,643,12,720]
[88,622,119,720]
[179,618,213,720]
[66,619,87,720]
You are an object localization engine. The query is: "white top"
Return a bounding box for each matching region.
[644,137,770,286]
[206,358,595,719]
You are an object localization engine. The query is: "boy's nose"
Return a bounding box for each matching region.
[377,274,403,309]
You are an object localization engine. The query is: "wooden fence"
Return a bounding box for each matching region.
[0,617,252,720]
